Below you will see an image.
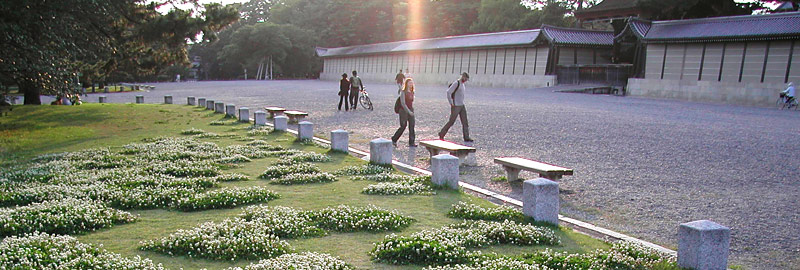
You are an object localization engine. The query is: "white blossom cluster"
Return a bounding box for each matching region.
[0,232,166,269]
[246,140,286,151]
[271,172,338,185]
[371,220,559,265]
[423,257,545,270]
[350,172,418,182]
[259,163,321,179]
[247,126,274,136]
[0,198,137,236]
[309,205,414,232]
[173,186,280,211]
[284,152,332,163]
[180,128,207,135]
[228,252,353,270]
[139,218,293,260]
[333,164,393,176]
[213,173,251,182]
[362,182,434,196]
[448,202,526,223]
[239,205,326,238]
[519,242,676,269]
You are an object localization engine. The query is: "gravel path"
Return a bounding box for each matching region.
[71,80,800,269]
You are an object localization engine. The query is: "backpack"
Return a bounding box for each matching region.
[447,80,461,101]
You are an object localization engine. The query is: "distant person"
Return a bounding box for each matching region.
[392,78,416,147]
[404,69,412,80]
[338,73,350,111]
[782,82,795,108]
[438,72,472,142]
[176,74,181,82]
[61,94,72,106]
[395,69,405,93]
[349,70,364,110]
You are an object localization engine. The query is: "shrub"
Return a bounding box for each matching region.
[334,164,393,176]
[285,152,331,163]
[362,182,434,195]
[140,219,293,260]
[214,173,250,182]
[271,172,337,185]
[240,205,327,238]
[309,205,414,232]
[1,232,165,269]
[448,202,527,223]
[210,120,232,126]
[173,187,280,211]
[0,198,137,236]
[180,128,206,135]
[228,252,353,270]
[259,163,321,179]
[350,172,417,182]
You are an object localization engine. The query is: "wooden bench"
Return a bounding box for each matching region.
[284,110,308,123]
[419,140,476,166]
[264,107,285,118]
[494,157,573,181]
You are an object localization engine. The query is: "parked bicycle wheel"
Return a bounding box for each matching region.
[359,95,373,111]
[777,96,788,109]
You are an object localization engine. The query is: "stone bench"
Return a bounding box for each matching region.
[264,107,285,118]
[419,140,476,166]
[284,110,308,123]
[494,157,573,181]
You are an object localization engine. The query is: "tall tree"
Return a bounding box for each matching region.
[0,0,237,104]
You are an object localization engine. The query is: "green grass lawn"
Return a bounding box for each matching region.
[0,104,616,269]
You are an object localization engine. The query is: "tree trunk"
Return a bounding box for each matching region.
[20,80,42,105]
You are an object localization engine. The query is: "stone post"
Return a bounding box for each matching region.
[135,95,144,104]
[98,96,107,103]
[254,111,267,125]
[206,100,214,110]
[238,107,250,122]
[214,102,224,113]
[523,178,559,225]
[369,138,393,165]
[298,121,313,140]
[164,95,173,104]
[187,96,196,106]
[330,130,349,153]
[103,86,109,93]
[197,98,206,107]
[678,220,730,270]
[274,115,288,131]
[226,104,236,117]
[431,154,459,189]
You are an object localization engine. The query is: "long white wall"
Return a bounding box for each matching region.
[629,40,800,106]
[320,46,556,88]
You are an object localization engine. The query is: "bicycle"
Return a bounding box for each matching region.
[359,87,373,111]
[776,92,799,110]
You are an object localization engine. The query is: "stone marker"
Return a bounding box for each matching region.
[226,104,236,117]
[187,96,196,105]
[214,102,224,113]
[369,138,393,165]
[98,96,107,103]
[238,107,250,122]
[206,100,214,110]
[254,111,267,125]
[431,154,459,189]
[298,121,313,140]
[523,178,559,225]
[274,115,288,131]
[104,87,109,93]
[330,130,349,153]
[164,95,173,104]
[135,95,144,104]
[197,98,206,107]
[678,220,730,270]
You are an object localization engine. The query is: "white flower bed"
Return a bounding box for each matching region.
[334,164,393,176]
[285,152,331,163]
[228,252,353,270]
[247,126,274,136]
[448,202,526,223]
[309,205,414,232]
[350,172,417,182]
[423,258,544,270]
[271,172,337,185]
[1,232,166,269]
[239,206,326,238]
[173,186,280,211]
[140,218,293,260]
[0,198,137,236]
[180,128,207,135]
[259,163,321,179]
[362,182,434,196]
[214,173,251,182]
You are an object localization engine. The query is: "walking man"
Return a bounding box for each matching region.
[395,69,405,93]
[349,70,363,110]
[438,72,472,142]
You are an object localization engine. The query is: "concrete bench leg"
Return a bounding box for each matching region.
[450,152,476,166]
[504,166,522,181]
[539,173,562,181]
[425,147,440,158]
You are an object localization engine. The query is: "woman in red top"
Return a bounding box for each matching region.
[392,78,416,147]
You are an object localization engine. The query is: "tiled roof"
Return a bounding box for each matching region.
[626,12,800,43]
[316,29,540,57]
[538,25,614,47]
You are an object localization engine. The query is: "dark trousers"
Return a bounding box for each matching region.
[349,89,359,109]
[338,94,349,111]
[392,110,415,144]
[438,105,470,140]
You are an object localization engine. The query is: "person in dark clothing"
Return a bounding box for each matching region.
[338,73,350,111]
[395,69,405,93]
[392,78,416,147]
[349,70,363,110]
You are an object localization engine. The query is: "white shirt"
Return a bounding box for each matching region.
[446,80,465,106]
[785,85,795,97]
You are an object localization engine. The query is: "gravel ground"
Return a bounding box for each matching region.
[60,80,800,269]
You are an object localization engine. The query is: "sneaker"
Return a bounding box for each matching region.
[464,138,474,143]
[392,141,398,147]
[409,143,417,147]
